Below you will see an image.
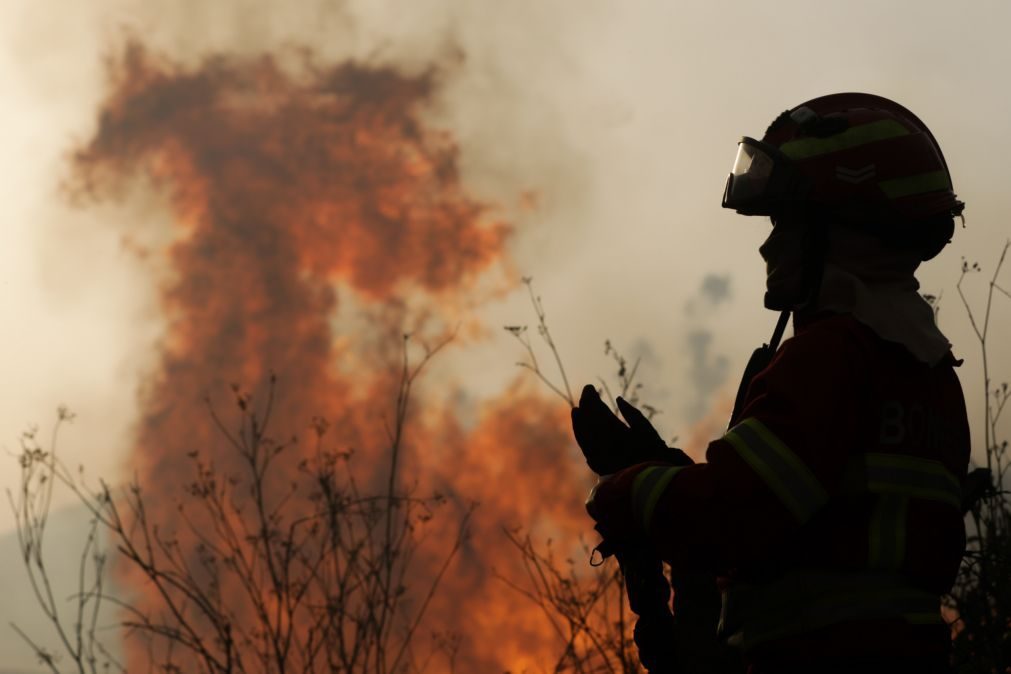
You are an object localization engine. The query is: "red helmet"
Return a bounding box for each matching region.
[722,93,964,226]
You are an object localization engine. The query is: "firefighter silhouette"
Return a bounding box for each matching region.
[575,93,969,674]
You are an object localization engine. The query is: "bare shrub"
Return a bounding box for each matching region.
[9,341,470,674]
[947,240,1011,673]
[504,278,663,673]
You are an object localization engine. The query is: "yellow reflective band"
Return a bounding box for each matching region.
[861,453,961,509]
[877,170,952,199]
[779,119,910,160]
[723,570,943,651]
[905,612,947,625]
[738,586,943,649]
[724,418,828,523]
[631,465,685,533]
[868,494,909,570]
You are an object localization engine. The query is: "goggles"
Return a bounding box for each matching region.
[721,137,806,215]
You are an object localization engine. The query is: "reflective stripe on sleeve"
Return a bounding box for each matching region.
[631,465,686,533]
[861,453,961,509]
[724,570,943,651]
[723,418,829,523]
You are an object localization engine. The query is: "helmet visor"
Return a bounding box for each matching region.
[724,139,776,207]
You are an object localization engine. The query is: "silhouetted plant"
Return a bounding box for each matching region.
[947,240,1011,673]
[512,262,1011,673]
[8,406,119,673]
[9,339,470,674]
[499,529,640,672]
[504,278,664,672]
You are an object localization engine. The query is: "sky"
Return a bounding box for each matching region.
[1,0,1010,669]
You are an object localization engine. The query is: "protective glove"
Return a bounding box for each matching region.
[571,384,692,476]
[624,547,678,672]
[574,387,696,672]
[585,465,651,547]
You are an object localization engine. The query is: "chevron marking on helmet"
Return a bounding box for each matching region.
[836,164,876,184]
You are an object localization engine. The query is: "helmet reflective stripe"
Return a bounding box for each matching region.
[724,93,964,229]
[723,418,828,523]
[722,570,943,651]
[868,494,909,570]
[878,169,953,199]
[856,452,962,508]
[631,465,686,533]
[779,119,910,160]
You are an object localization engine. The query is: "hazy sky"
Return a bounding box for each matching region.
[1,1,1010,666]
[4,0,1011,528]
[4,0,1011,518]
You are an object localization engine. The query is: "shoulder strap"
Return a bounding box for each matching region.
[729,311,791,428]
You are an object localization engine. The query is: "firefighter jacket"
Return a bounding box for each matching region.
[594,310,970,663]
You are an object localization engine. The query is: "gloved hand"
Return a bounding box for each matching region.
[585,466,648,546]
[571,384,691,475]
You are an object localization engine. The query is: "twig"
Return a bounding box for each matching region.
[504,277,575,407]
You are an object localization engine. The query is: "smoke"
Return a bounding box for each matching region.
[68,34,592,670]
[7,0,1007,669]
[681,274,732,423]
[698,273,731,307]
[684,273,732,316]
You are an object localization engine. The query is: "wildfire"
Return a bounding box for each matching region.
[72,41,595,671]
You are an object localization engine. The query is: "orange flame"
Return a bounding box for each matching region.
[72,41,595,671]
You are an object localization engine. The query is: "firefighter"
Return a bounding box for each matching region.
[577,93,970,674]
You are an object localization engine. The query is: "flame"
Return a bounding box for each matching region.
[415,381,594,669]
[72,41,599,671]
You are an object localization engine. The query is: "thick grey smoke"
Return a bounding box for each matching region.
[683,274,732,422]
[685,329,730,422]
[700,273,732,306]
[685,272,732,315]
